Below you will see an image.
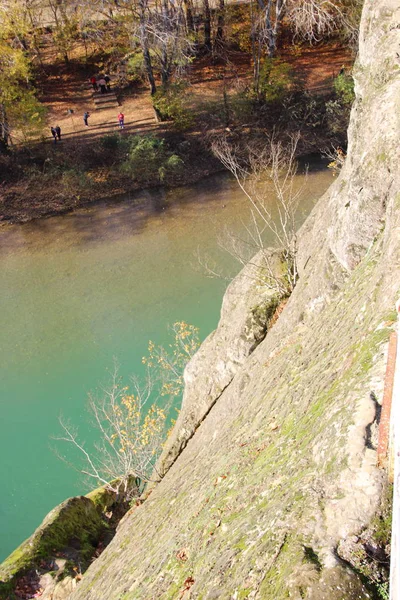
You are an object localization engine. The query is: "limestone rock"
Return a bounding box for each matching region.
[155,250,283,479]
[45,1,400,598]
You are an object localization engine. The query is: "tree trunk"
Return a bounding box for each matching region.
[265,0,285,57]
[0,103,10,151]
[223,85,230,127]
[203,0,212,52]
[139,0,157,96]
[160,0,171,88]
[215,0,225,44]
[183,0,194,33]
[143,44,157,96]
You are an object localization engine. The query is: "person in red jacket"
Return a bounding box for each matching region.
[89,76,97,91]
[118,112,125,129]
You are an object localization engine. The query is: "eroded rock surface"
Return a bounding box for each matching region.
[69,1,399,598]
[155,251,283,480]
[0,1,392,598]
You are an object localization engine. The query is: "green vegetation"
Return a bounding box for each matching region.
[121,135,184,183]
[258,59,295,103]
[0,496,106,592]
[152,83,194,130]
[0,39,45,149]
[334,72,355,104]
[326,71,355,134]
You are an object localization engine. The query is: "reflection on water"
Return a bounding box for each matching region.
[0,165,332,560]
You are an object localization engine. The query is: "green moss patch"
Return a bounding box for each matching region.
[0,496,105,587]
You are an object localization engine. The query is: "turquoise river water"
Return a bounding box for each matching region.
[0,166,332,561]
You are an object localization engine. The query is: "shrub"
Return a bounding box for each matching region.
[258,59,295,103]
[326,72,355,136]
[121,135,183,183]
[158,154,184,182]
[100,133,129,154]
[229,89,256,123]
[127,51,148,83]
[152,83,194,130]
[61,168,90,192]
[226,5,253,52]
[7,89,47,143]
[280,91,325,130]
[333,72,355,105]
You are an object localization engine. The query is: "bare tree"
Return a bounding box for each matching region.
[288,0,341,43]
[215,0,225,47]
[56,365,167,500]
[253,0,287,58]
[202,0,212,51]
[55,323,200,500]
[211,132,306,294]
[138,0,158,96]
[145,0,195,87]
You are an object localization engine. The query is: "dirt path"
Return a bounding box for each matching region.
[1,40,353,224]
[41,42,353,146]
[43,71,157,144]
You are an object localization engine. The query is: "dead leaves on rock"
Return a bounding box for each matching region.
[14,576,42,599]
[179,576,195,598]
[214,474,227,486]
[176,548,189,562]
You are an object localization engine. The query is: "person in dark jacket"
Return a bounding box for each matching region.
[83,112,90,127]
[55,125,61,140]
[98,77,107,94]
[50,127,57,144]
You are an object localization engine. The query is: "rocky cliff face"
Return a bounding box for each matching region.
[70,1,400,598]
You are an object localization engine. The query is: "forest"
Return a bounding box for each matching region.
[0,0,360,222]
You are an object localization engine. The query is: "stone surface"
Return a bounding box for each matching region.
[0,496,104,588]
[69,1,399,598]
[155,250,283,480]
[0,484,119,597]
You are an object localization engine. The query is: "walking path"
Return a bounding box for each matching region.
[41,42,352,146]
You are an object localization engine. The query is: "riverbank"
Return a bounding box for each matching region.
[0,128,338,226]
[0,132,224,225]
[0,38,352,226]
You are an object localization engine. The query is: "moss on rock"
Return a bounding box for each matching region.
[0,494,110,596]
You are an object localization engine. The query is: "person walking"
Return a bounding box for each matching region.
[98,77,107,94]
[83,111,90,127]
[104,74,111,91]
[89,76,97,91]
[55,125,61,140]
[118,111,125,129]
[50,126,57,144]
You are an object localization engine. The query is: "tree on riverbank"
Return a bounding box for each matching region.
[0,7,45,149]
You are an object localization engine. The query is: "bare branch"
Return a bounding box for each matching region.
[211,132,306,294]
[288,0,342,44]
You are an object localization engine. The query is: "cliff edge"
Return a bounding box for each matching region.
[70,0,400,597]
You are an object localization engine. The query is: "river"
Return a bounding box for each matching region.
[0,165,332,561]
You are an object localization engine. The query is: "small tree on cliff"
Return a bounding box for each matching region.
[211,132,305,295]
[56,322,199,500]
[57,367,167,500]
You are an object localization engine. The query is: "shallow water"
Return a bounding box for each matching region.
[0,165,332,560]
